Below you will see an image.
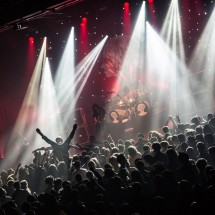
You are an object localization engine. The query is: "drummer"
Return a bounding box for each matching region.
[122,86,137,106]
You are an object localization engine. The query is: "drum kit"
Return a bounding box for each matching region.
[106,88,150,124]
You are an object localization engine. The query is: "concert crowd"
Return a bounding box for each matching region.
[0,113,215,215]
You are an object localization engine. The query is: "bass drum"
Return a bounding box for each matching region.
[135,101,149,117]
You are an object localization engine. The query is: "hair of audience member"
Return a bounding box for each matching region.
[178,123,186,133]
[195,158,207,171]
[137,133,144,139]
[195,134,205,143]
[195,125,203,135]
[208,146,215,155]
[128,139,134,145]
[72,155,80,163]
[166,148,178,160]
[130,169,144,183]
[104,168,115,179]
[137,137,145,144]
[203,124,214,135]
[150,137,158,143]
[134,158,143,168]
[118,202,133,215]
[7,179,15,187]
[127,145,138,157]
[54,177,62,189]
[7,175,15,182]
[0,170,8,184]
[180,142,188,152]
[143,145,151,154]
[185,129,196,138]
[164,133,171,140]
[72,160,81,170]
[118,144,125,153]
[103,148,110,157]
[207,113,213,121]
[143,154,155,166]
[82,155,91,165]
[13,181,21,190]
[152,142,161,152]
[20,180,30,190]
[110,143,115,148]
[109,156,118,169]
[94,156,102,166]
[186,147,197,161]
[177,133,186,143]
[0,187,7,198]
[62,180,71,189]
[171,135,178,144]
[48,164,58,177]
[149,131,163,142]
[178,152,190,165]
[162,126,170,134]
[205,166,214,182]
[44,175,54,185]
[75,174,83,184]
[117,139,125,145]
[196,141,206,151]
[111,146,120,155]
[57,161,67,171]
[88,160,96,169]
[191,116,200,125]
[204,133,214,146]
[124,140,132,149]
[86,171,95,180]
[209,117,215,126]
[7,168,15,176]
[116,154,127,165]
[160,141,169,152]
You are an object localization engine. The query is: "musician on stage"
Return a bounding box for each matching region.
[36,124,77,168]
[92,104,106,131]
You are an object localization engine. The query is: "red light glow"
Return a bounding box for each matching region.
[29,37,34,44]
[124,2,129,8]
[148,0,154,3]
[123,1,131,35]
[82,17,87,23]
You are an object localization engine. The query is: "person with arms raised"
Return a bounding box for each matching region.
[36,124,77,168]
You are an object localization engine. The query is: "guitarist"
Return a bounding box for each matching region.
[36,124,77,168]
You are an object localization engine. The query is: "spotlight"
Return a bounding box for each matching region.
[82,17,87,23]
[124,2,129,7]
[148,0,154,3]
[13,23,28,31]
[29,37,34,44]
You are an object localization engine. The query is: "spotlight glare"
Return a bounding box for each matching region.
[3,38,47,169]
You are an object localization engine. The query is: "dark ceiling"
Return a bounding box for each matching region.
[0,0,86,32]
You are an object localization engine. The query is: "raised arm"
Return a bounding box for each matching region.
[36,128,56,146]
[63,124,78,146]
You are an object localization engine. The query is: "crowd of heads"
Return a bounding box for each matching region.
[0,113,215,214]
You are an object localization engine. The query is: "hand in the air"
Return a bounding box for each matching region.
[36,128,41,133]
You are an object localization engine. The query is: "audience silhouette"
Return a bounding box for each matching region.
[0,113,215,215]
